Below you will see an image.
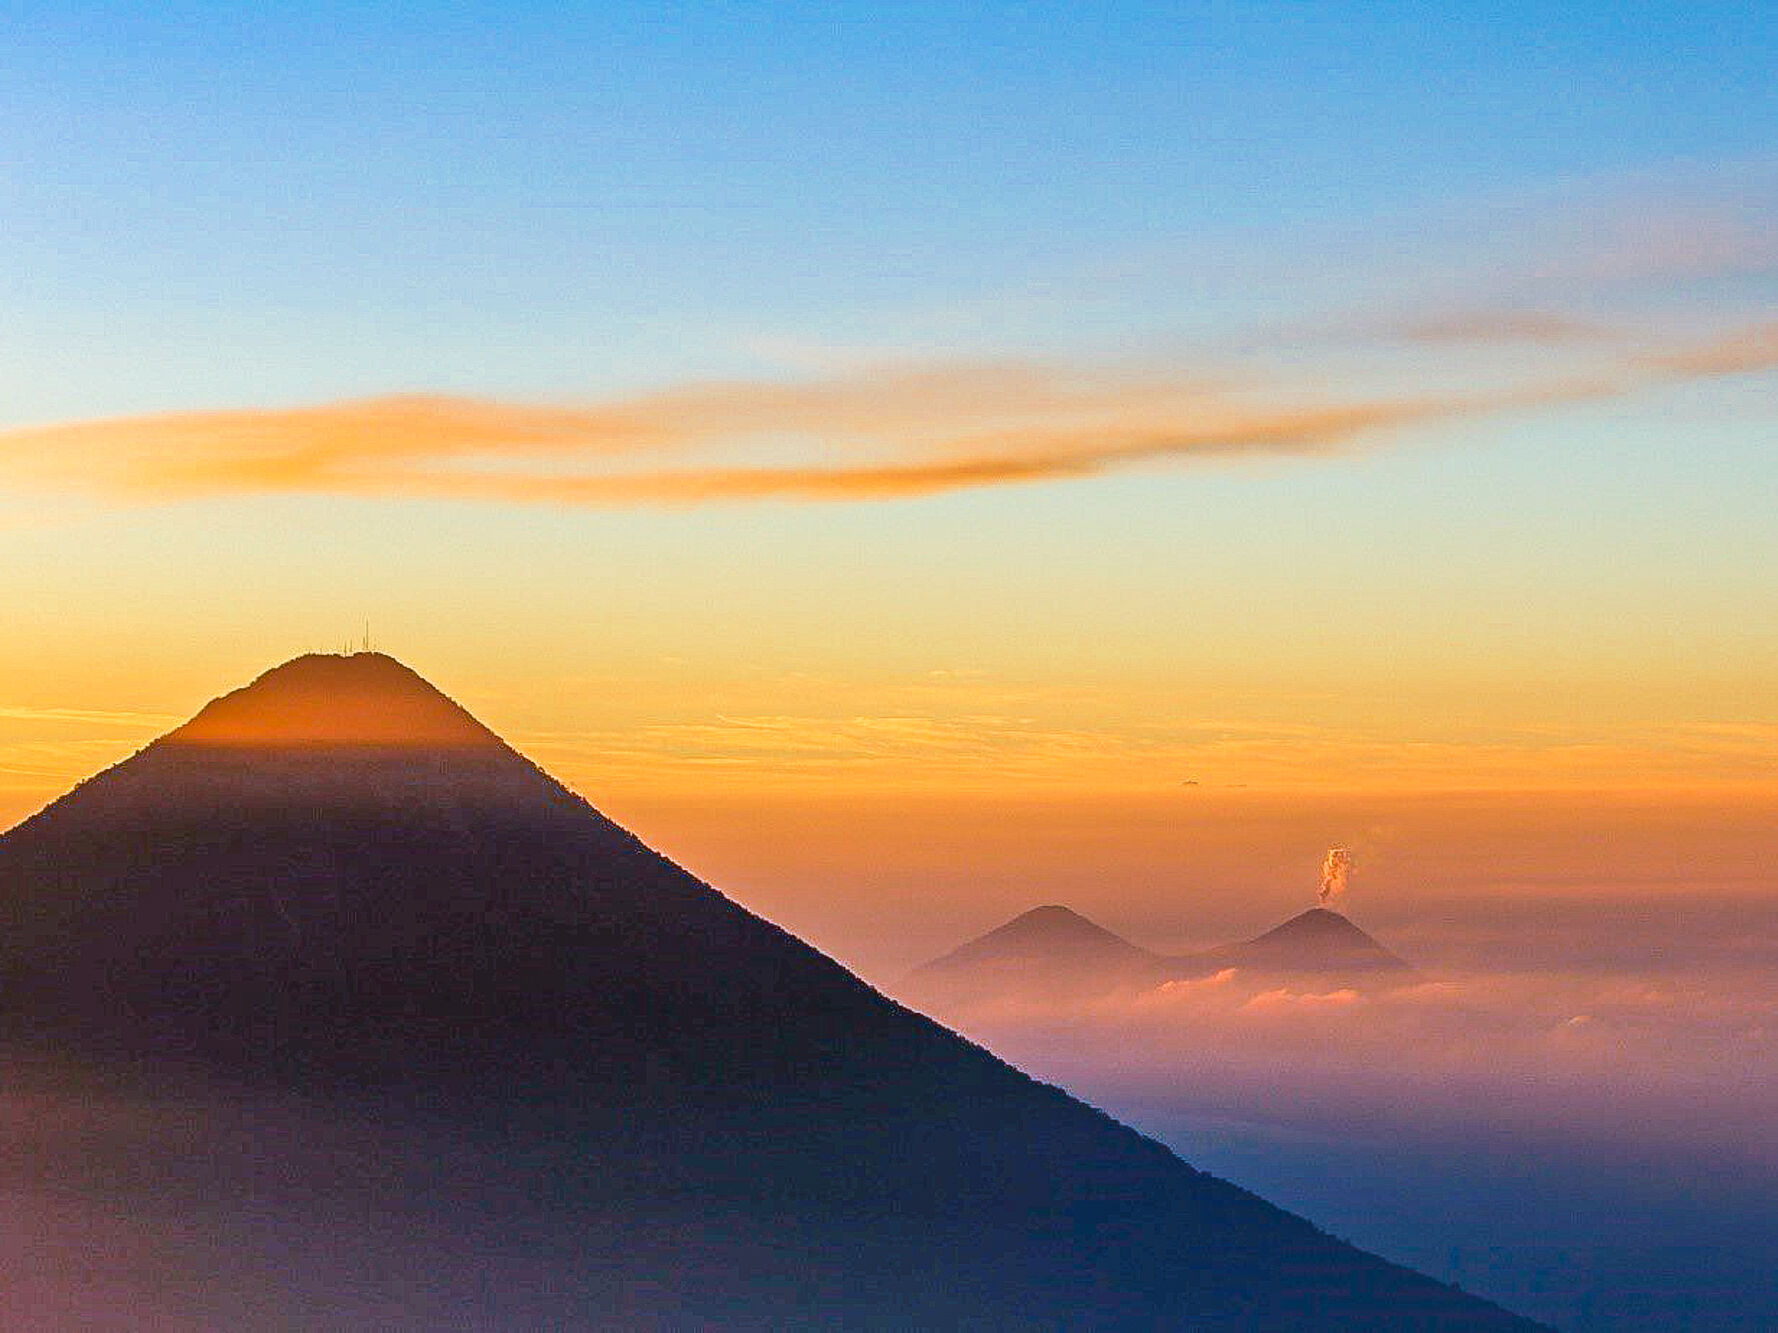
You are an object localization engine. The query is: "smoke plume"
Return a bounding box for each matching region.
[1319,848,1353,907]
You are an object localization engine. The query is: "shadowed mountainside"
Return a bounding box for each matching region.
[0,653,1532,1329]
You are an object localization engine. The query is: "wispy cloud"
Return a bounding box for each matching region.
[0,705,182,727]
[2,321,1771,510]
[506,702,1778,797]
[1393,310,1613,345]
[1644,321,1778,376]
[0,373,1451,507]
[1,396,657,498]
[404,401,1447,505]
[1523,189,1778,287]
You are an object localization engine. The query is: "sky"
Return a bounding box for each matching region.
[2,8,1776,1326]
[3,3,1776,951]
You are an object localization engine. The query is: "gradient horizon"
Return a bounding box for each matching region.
[4,2,1776,972]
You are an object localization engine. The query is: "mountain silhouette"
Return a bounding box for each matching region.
[906,903,1170,1009]
[910,902,1413,1008]
[0,654,1532,1328]
[1199,906,1413,979]
[929,903,1156,968]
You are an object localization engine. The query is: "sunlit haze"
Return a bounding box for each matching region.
[2,5,1774,1329]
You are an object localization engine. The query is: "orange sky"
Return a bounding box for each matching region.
[5,644,1775,979]
[1,148,1771,975]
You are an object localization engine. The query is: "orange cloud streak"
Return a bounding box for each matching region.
[2,395,657,497]
[0,374,1447,506]
[2,325,1770,509]
[1395,310,1612,345]
[1645,321,1778,376]
[397,402,1441,505]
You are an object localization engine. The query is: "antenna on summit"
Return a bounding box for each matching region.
[362,621,372,653]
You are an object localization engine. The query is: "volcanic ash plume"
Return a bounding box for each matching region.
[1318,848,1352,907]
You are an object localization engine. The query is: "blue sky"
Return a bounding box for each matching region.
[0,0,1773,813]
[5,2,1773,415]
[3,18,1774,1327]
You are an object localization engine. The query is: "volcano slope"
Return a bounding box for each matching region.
[0,654,1538,1329]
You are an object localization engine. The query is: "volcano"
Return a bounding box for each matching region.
[906,904,1169,1008]
[910,902,1413,1007]
[925,904,1158,972]
[0,654,1532,1328]
[1201,906,1413,979]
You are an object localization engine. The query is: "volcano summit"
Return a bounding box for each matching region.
[0,654,1537,1328]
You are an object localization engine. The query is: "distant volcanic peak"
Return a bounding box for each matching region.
[1267,907,1371,939]
[916,903,1158,977]
[1011,904,1109,933]
[1223,907,1411,973]
[166,652,501,748]
[980,904,1144,951]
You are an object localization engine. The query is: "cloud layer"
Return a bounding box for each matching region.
[2,324,1772,510]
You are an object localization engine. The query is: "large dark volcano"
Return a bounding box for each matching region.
[0,652,926,1087]
[0,654,1535,1328]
